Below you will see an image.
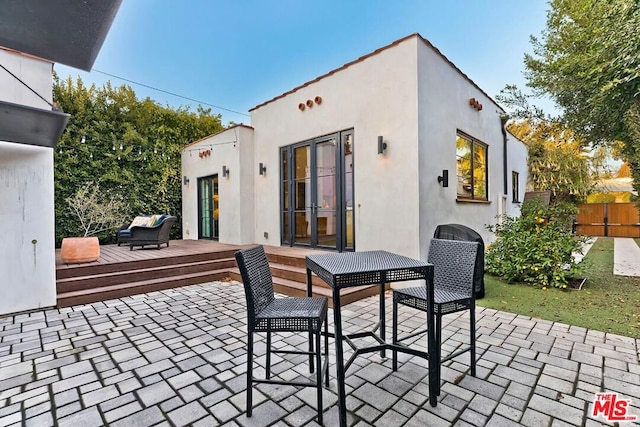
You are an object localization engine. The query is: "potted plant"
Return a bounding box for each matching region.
[60,182,128,264]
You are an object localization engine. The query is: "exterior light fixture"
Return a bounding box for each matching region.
[259,162,267,176]
[222,165,230,178]
[183,176,189,186]
[377,136,387,155]
[437,170,449,187]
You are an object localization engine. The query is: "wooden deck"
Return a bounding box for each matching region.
[55,240,381,308]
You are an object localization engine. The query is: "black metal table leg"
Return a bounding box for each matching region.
[427,276,438,406]
[379,275,386,358]
[333,287,347,427]
[306,268,314,371]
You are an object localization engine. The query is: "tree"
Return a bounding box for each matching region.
[507,119,592,203]
[523,0,640,195]
[53,75,223,244]
[66,183,128,237]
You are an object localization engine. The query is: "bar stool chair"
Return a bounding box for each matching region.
[392,238,479,394]
[234,245,330,424]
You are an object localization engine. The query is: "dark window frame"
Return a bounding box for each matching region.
[512,171,520,203]
[456,131,489,202]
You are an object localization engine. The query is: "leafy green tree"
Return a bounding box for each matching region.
[507,119,592,203]
[53,75,223,245]
[522,0,640,196]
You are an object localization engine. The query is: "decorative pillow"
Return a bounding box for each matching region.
[128,216,153,229]
[150,214,165,227]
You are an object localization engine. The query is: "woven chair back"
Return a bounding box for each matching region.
[234,246,275,325]
[428,239,479,297]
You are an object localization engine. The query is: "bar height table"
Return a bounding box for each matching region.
[305,250,436,427]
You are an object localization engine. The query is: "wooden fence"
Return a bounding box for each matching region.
[576,202,640,237]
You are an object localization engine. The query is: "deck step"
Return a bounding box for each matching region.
[56,249,238,280]
[57,244,380,309]
[57,258,236,293]
[57,269,231,307]
[227,268,382,308]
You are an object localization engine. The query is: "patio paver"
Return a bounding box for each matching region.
[0,281,639,426]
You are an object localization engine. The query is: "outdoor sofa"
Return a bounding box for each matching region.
[116,214,176,250]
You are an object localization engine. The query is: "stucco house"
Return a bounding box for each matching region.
[0,1,121,316]
[182,33,528,260]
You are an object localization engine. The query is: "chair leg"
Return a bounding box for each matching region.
[266,330,272,379]
[435,312,442,396]
[324,318,329,387]
[309,322,315,373]
[470,301,476,377]
[315,331,323,425]
[392,299,398,371]
[247,331,254,417]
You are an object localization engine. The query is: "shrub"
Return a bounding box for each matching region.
[486,199,586,289]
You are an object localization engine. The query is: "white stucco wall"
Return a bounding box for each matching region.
[181,125,255,244]
[0,48,53,109]
[506,132,529,217]
[0,50,57,315]
[250,37,421,257]
[415,39,526,252]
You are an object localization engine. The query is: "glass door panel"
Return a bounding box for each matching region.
[212,176,219,239]
[199,178,211,238]
[294,145,311,245]
[316,139,337,248]
[343,132,354,250]
[281,150,291,244]
[198,175,218,240]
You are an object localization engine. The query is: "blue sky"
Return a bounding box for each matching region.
[56,1,551,126]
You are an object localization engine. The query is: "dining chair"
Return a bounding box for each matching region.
[392,238,479,393]
[234,245,330,424]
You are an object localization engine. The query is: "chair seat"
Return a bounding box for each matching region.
[394,286,472,315]
[255,297,328,333]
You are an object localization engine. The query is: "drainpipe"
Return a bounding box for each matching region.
[500,114,509,196]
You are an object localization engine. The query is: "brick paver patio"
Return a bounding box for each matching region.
[1,281,639,426]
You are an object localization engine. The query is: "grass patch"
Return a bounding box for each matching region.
[478,237,640,338]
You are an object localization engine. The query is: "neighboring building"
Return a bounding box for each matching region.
[182,33,528,260]
[0,1,121,315]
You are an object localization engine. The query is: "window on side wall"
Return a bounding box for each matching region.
[512,171,520,203]
[456,132,488,201]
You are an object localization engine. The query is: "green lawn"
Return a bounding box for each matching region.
[478,237,640,338]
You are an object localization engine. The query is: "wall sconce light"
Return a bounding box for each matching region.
[183,176,189,186]
[259,162,267,176]
[222,165,230,178]
[377,136,387,155]
[437,170,449,187]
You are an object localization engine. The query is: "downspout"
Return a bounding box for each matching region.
[500,114,509,196]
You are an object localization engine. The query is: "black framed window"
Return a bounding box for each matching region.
[456,132,488,201]
[512,171,520,203]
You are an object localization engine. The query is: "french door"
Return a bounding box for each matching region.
[281,130,354,251]
[198,175,219,239]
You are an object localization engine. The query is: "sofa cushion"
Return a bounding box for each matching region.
[128,216,153,229]
[118,229,132,236]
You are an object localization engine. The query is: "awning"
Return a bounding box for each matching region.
[0,0,122,71]
[0,100,70,148]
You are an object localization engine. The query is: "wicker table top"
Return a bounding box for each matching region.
[306,250,433,289]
